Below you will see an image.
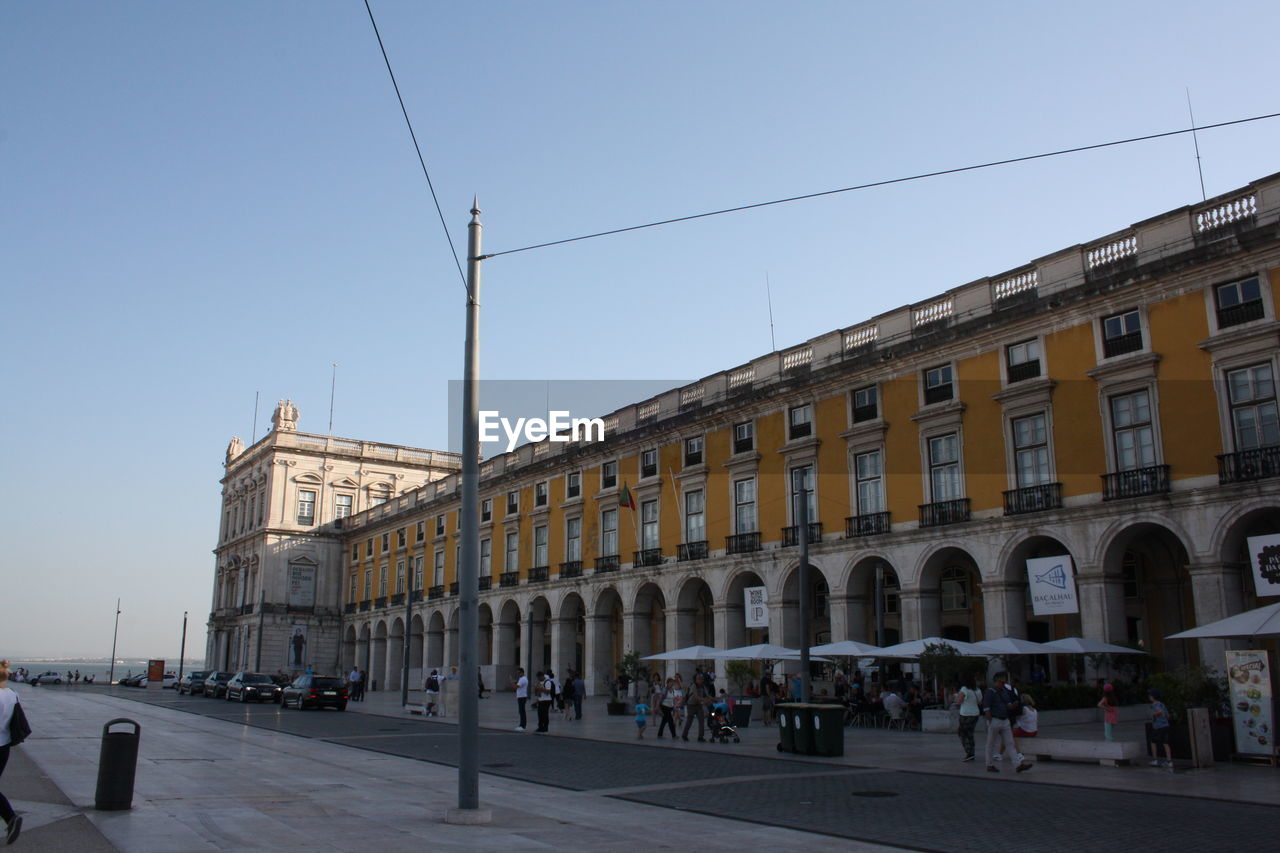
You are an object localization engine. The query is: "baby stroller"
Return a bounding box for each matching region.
[708,701,740,743]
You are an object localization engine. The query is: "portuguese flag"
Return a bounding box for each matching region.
[619,481,636,511]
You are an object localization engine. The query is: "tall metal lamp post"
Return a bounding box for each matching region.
[108,598,122,685]
[178,611,188,682]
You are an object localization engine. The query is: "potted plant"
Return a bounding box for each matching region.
[1144,666,1230,761]
[608,650,646,715]
[724,660,758,726]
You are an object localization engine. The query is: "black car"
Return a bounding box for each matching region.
[281,674,348,711]
[203,671,234,699]
[225,672,281,703]
[176,671,209,695]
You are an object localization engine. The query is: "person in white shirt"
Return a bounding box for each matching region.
[882,689,907,720]
[513,668,529,731]
[1013,693,1039,738]
[0,661,25,845]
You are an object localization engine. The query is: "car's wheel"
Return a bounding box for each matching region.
[241,692,248,703]
[336,702,347,712]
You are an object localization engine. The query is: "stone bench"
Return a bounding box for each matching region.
[1019,737,1145,767]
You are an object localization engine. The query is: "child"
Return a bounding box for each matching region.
[1097,683,1119,741]
[634,701,649,739]
[1013,694,1038,738]
[1148,688,1173,768]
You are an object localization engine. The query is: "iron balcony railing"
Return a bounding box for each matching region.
[1217,446,1280,484]
[633,548,664,568]
[478,576,491,591]
[845,512,891,537]
[499,571,519,588]
[358,600,371,612]
[1101,464,1170,500]
[918,498,971,528]
[678,541,709,562]
[923,383,953,405]
[411,589,423,603]
[1102,330,1143,358]
[781,522,823,547]
[391,593,405,606]
[529,566,549,583]
[726,532,762,555]
[1002,483,1063,515]
[560,560,583,579]
[343,602,356,614]
[427,585,444,600]
[240,604,254,615]
[1007,359,1042,383]
[595,555,621,573]
[449,581,460,596]
[374,596,388,609]
[1216,299,1265,329]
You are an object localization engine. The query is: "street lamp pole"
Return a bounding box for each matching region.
[796,476,811,704]
[109,598,121,685]
[178,611,188,682]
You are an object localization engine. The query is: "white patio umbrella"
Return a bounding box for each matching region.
[1040,637,1147,655]
[1166,601,1280,639]
[709,643,830,662]
[640,645,723,661]
[876,637,989,658]
[810,640,885,657]
[972,637,1059,656]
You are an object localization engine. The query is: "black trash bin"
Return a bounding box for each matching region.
[95,718,141,810]
[776,703,798,752]
[810,704,846,756]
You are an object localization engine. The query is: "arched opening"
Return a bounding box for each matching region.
[675,578,715,649]
[371,621,388,692]
[589,587,624,692]
[529,596,552,673]
[918,547,984,642]
[495,599,521,689]
[386,617,405,691]
[631,583,666,659]
[781,563,831,648]
[408,614,424,685]
[844,558,902,646]
[724,570,767,648]
[426,611,445,669]
[342,624,357,671]
[557,593,586,676]
[1101,522,1193,668]
[447,609,460,667]
[477,603,494,666]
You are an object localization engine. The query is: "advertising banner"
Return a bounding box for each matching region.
[147,659,165,682]
[1246,533,1280,599]
[744,586,769,628]
[1026,555,1079,615]
[288,564,317,610]
[1226,650,1275,757]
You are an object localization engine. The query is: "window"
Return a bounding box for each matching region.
[789,404,813,439]
[534,524,548,566]
[535,481,548,507]
[297,490,316,524]
[733,421,755,454]
[416,521,425,542]
[348,573,357,603]
[733,478,756,534]
[684,436,704,466]
[928,433,961,501]
[378,564,388,597]
[566,472,581,499]
[480,539,491,575]
[370,494,388,507]
[248,496,256,529]
[601,509,618,556]
[1012,413,1051,487]
[1006,339,1042,382]
[1227,364,1278,450]
[882,572,900,614]
[854,450,884,514]
[505,531,519,571]
[413,555,424,591]
[363,569,372,600]
[258,489,265,525]
[790,465,815,522]
[601,461,618,489]
[397,528,406,548]
[380,533,389,553]
[684,489,705,542]
[351,544,359,561]
[641,450,658,478]
[941,566,968,610]
[1110,390,1156,470]
[506,490,519,515]
[924,365,953,404]
[481,499,492,523]
[433,550,445,585]
[366,538,374,558]
[436,514,446,536]
[852,386,878,423]
[1122,551,1140,599]
[566,518,581,561]
[641,500,659,550]
[395,560,405,594]
[335,494,353,519]
[1215,276,1264,328]
[1102,309,1143,358]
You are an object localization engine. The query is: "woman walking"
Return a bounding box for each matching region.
[952,678,982,762]
[656,677,677,739]
[1,661,25,845]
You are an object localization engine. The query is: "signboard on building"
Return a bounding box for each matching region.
[286,625,308,670]
[744,586,769,628]
[1026,555,1079,615]
[1247,534,1280,598]
[1225,649,1275,758]
[288,564,317,610]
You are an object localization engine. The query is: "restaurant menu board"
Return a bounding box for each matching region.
[1226,650,1275,757]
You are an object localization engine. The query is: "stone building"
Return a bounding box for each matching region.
[211,173,1280,694]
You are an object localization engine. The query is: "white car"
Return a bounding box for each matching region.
[162,672,178,688]
[32,671,63,685]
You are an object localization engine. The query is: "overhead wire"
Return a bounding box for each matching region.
[481,110,1280,260]
[362,0,469,296]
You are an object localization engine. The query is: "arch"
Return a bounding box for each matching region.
[915,546,983,642]
[1098,520,1194,668]
[408,613,424,676]
[426,610,446,669]
[631,582,667,658]
[842,556,902,646]
[780,561,832,648]
[385,617,405,691]
[588,586,625,689]
[477,603,494,667]
[529,595,553,673]
[371,620,389,693]
[447,608,460,667]
[723,569,767,648]
[556,592,587,676]
[674,577,715,649]
[342,624,357,671]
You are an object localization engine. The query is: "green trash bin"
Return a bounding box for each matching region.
[792,703,816,755]
[810,704,846,756]
[776,703,798,752]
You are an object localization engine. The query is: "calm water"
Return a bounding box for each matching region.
[10,659,205,683]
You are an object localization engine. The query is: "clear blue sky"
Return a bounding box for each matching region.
[3,1,1278,658]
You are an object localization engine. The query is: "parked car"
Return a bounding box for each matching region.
[176,671,209,695]
[31,671,62,685]
[225,672,281,703]
[280,674,348,711]
[203,671,234,699]
[119,673,147,687]
[162,672,178,689]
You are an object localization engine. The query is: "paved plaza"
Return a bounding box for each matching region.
[5,683,1279,852]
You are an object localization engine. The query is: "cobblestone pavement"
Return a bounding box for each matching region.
[105,686,1280,853]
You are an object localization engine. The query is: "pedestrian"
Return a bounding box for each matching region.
[681,673,711,742]
[761,677,777,726]
[634,699,649,739]
[952,678,982,762]
[654,677,675,738]
[1147,689,1174,768]
[983,671,1031,773]
[572,671,585,720]
[0,661,25,845]
[1013,693,1038,739]
[561,670,576,721]
[534,670,555,733]
[513,667,528,731]
[359,669,368,699]
[424,669,441,716]
[1098,683,1119,741]
[478,670,487,699]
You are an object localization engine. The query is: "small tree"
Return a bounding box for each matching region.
[918,643,986,695]
[724,660,759,695]
[616,650,647,698]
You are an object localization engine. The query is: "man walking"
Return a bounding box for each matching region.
[572,671,585,720]
[534,670,555,733]
[681,673,711,742]
[513,667,528,731]
[984,671,1031,773]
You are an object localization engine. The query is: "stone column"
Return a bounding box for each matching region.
[899,589,941,639]
[827,593,850,644]
[982,582,1027,640]
[844,594,869,644]
[584,614,613,697]
[621,609,639,659]
[550,616,576,674]
[711,603,730,650]
[1075,565,1126,643]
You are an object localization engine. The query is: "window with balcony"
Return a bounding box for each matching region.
[433,550,444,585]
[481,499,492,523]
[535,481,548,507]
[685,436,704,466]
[1110,390,1156,470]
[566,471,581,499]
[363,569,372,600]
[480,538,491,575]
[1215,276,1264,328]
[733,421,755,454]
[734,478,757,534]
[1006,339,1042,382]
[640,500,659,550]
[1228,364,1279,450]
[855,450,884,514]
[534,524,548,567]
[505,531,518,572]
[1102,309,1143,358]
[436,514,446,536]
[297,490,316,524]
[413,555,424,591]
[566,518,581,562]
[602,460,618,489]
[852,385,878,422]
[349,573,358,603]
[601,509,618,557]
[789,404,813,439]
[929,433,961,501]
[395,560,405,594]
[378,563,388,597]
[789,465,815,522]
[684,489,705,544]
[506,490,519,515]
[1012,413,1051,487]
[641,450,658,478]
[924,364,954,404]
